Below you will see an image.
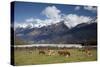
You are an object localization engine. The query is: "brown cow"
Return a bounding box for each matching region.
[58,50,70,57]
[39,50,45,55]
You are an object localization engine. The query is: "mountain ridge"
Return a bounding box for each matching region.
[14,21,97,45]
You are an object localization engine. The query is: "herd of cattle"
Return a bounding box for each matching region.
[14,47,93,57]
[38,49,92,57]
[39,50,71,57]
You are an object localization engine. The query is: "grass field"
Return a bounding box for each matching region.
[14,48,97,66]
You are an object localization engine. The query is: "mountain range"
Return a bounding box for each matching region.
[14,20,97,45]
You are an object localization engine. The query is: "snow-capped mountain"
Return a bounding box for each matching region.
[14,18,97,45]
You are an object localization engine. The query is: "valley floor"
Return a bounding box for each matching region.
[13,47,97,66]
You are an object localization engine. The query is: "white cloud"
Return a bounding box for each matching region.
[42,6,61,20]
[75,6,80,10]
[34,19,62,28]
[15,14,93,29]
[24,18,43,28]
[15,6,96,29]
[63,14,93,28]
[15,18,63,29]
[84,6,97,12]
[22,7,63,28]
[26,18,34,22]
[15,22,31,28]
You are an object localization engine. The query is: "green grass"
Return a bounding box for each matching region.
[14,48,97,66]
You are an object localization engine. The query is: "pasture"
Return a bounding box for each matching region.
[14,47,97,66]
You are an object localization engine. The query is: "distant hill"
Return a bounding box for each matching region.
[62,23,97,45]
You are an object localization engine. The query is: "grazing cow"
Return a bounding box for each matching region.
[47,50,56,56]
[39,50,45,55]
[80,48,92,56]
[85,49,92,56]
[58,50,70,57]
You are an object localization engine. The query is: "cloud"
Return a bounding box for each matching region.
[15,6,63,28]
[15,14,93,29]
[75,6,80,10]
[63,14,93,28]
[15,18,59,28]
[15,6,95,29]
[84,6,97,12]
[42,6,61,19]
[25,18,34,22]
[24,18,45,28]
[15,22,32,29]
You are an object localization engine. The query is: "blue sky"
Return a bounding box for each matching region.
[13,1,97,28]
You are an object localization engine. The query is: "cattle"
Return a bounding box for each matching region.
[47,50,56,56]
[39,50,46,55]
[80,48,92,56]
[58,50,70,57]
[39,49,71,57]
[85,49,92,56]
[39,50,57,56]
